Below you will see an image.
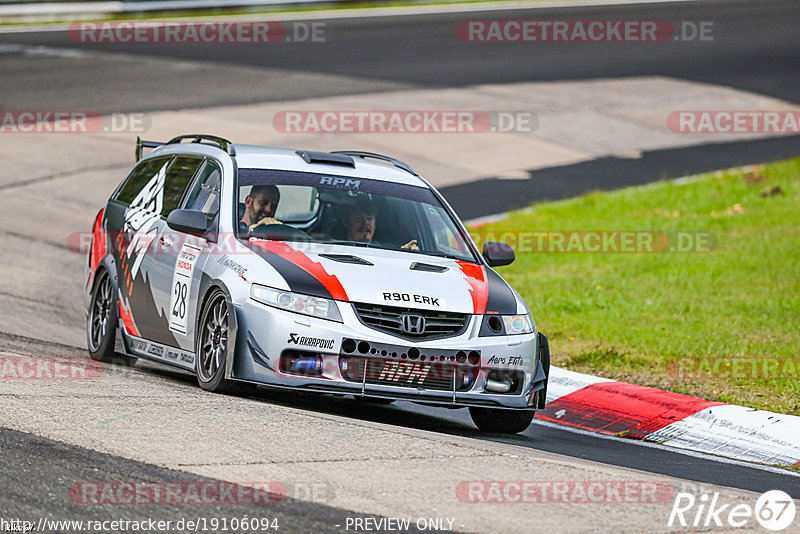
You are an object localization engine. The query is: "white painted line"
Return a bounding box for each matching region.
[532,418,800,479]
[646,405,800,465]
[545,366,615,403]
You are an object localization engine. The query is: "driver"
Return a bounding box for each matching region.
[344,197,419,251]
[241,185,282,231]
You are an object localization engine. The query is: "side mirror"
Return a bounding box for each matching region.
[482,241,515,267]
[166,209,207,237]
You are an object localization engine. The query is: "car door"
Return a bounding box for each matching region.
[106,155,173,341]
[134,155,207,350]
[165,159,223,353]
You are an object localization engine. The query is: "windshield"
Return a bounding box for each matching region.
[236,169,477,263]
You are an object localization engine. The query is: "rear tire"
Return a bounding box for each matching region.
[196,290,255,396]
[469,407,535,434]
[87,270,117,362]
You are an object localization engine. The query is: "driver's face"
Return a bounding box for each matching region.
[345,212,376,242]
[245,192,279,225]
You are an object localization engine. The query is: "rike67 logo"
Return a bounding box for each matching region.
[669,490,797,531]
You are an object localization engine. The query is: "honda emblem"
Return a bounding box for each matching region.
[401,314,426,335]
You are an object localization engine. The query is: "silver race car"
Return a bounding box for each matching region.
[84,135,549,433]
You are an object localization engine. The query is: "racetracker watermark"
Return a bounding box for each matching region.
[667,111,800,134]
[70,230,717,256]
[457,20,716,42]
[456,481,674,503]
[0,111,150,134]
[70,482,287,505]
[667,356,800,381]
[273,110,536,133]
[0,355,103,380]
[470,231,717,253]
[68,21,325,44]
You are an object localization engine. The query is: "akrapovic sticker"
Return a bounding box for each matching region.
[378,292,446,307]
[287,333,335,350]
[168,243,202,335]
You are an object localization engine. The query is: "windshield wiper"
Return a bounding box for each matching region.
[316,240,380,249]
[407,250,469,262]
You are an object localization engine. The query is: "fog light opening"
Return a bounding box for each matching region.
[485,377,513,393]
[484,369,524,394]
[281,353,323,377]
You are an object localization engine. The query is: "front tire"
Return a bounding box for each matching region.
[87,270,117,362]
[196,290,254,396]
[469,407,535,434]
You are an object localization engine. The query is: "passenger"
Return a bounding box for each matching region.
[344,198,419,251]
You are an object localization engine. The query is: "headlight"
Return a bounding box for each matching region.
[503,313,535,335]
[250,284,342,322]
[479,313,535,336]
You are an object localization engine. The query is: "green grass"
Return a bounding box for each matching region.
[0,0,569,26]
[471,159,800,415]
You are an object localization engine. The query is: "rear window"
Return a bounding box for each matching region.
[161,156,203,217]
[115,157,171,204]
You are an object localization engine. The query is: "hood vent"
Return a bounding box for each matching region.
[410,262,448,273]
[319,254,373,266]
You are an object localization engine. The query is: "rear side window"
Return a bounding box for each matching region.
[182,160,222,227]
[115,157,171,204]
[161,157,203,217]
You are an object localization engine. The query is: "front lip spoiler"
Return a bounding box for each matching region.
[226,376,535,409]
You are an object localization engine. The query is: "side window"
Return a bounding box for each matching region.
[161,157,203,218]
[115,157,171,205]
[182,160,222,228]
[421,204,471,255]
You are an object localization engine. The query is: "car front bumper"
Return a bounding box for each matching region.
[231,299,547,409]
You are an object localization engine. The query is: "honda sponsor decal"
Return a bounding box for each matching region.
[168,243,202,335]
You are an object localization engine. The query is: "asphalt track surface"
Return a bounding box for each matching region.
[0,424,430,534]
[0,0,798,112]
[1,331,799,530]
[2,0,800,530]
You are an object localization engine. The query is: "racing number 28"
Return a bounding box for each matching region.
[172,280,187,319]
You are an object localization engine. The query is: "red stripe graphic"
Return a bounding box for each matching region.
[89,208,106,272]
[456,261,488,314]
[118,298,140,337]
[538,381,723,438]
[250,241,348,301]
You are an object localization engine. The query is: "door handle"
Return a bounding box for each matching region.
[159,236,174,248]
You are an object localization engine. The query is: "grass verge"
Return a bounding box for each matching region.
[0,0,570,26]
[471,158,800,415]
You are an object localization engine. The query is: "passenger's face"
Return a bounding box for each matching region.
[245,191,279,224]
[346,212,376,242]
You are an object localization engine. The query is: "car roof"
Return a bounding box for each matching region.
[233,144,429,188]
[144,142,430,189]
